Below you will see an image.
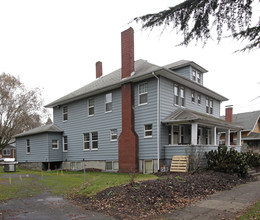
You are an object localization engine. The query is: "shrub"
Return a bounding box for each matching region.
[243,151,260,168]
[205,146,248,177]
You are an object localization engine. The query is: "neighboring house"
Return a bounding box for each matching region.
[220,109,260,151]
[15,27,241,173]
[0,144,16,159]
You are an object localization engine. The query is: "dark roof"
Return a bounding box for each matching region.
[242,132,260,140]
[162,108,242,130]
[15,124,63,138]
[163,60,208,73]
[45,59,227,108]
[220,110,260,131]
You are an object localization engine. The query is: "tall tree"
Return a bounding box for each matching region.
[0,73,45,150]
[134,0,260,52]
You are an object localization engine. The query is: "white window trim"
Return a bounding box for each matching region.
[197,94,201,105]
[110,129,118,141]
[83,133,90,151]
[144,124,153,138]
[88,98,94,117]
[63,136,68,152]
[105,93,112,113]
[91,132,98,151]
[52,140,59,150]
[174,84,179,106]
[191,91,195,103]
[3,149,11,156]
[63,106,68,122]
[26,139,30,155]
[138,82,148,106]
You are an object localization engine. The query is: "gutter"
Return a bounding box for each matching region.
[152,72,160,172]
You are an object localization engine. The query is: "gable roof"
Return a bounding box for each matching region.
[162,108,242,130]
[45,59,228,108]
[15,124,63,138]
[242,132,260,140]
[220,110,260,131]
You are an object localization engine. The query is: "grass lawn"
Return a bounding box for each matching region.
[239,200,260,220]
[0,167,157,200]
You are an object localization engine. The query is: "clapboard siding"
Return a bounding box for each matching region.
[173,66,191,80]
[54,88,122,161]
[134,78,158,159]
[48,133,63,161]
[16,134,48,162]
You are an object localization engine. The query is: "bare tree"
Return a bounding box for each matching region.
[134,0,259,52]
[0,73,46,150]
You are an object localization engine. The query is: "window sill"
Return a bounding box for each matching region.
[83,149,90,151]
[138,103,148,106]
[144,136,152,139]
[91,148,98,151]
[63,150,68,152]
[105,111,112,113]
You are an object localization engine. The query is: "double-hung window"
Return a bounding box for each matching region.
[3,149,11,156]
[105,93,112,112]
[88,98,94,116]
[192,69,201,83]
[83,133,90,150]
[192,70,196,81]
[206,97,213,114]
[191,91,195,103]
[180,88,185,106]
[92,132,98,150]
[63,106,68,121]
[138,83,148,105]
[110,129,118,141]
[26,139,30,154]
[144,124,152,138]
[63,136,68,152]
[83,132,98,150]
[52,140,59,149]
[197,94,201,105]
[174,85,179,105]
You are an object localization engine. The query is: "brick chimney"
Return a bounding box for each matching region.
[121,27,134,79]
[225,105,233,123]
[96,61,102,79]
[118,27,139,173]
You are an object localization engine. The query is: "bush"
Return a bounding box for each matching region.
[205,146,248,177]
[243,151,260,168]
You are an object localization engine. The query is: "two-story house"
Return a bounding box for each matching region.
[15,27,241,173]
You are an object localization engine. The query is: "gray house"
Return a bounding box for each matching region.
[15,27,241,173]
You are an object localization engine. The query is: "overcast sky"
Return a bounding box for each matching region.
[1,0,260,117]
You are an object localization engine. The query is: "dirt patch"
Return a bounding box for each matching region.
[73,171,256,219]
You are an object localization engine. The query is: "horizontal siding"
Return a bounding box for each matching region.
[134,78,158,159]
[16,134,49,162]
[54,88,121,161]
[48,133,63,162]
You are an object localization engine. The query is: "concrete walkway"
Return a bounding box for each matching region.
[164,176,260,220]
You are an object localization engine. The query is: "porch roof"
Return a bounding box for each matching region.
[242,132,260,140]
[162,108,242,130]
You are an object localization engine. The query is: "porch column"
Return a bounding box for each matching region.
[191,123,198,145]
[225,129,230,146]
[212,126,217,145]
[237,130,242,146]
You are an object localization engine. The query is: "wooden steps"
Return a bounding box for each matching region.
[170,156,189,172]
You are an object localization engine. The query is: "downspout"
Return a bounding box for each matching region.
[152,72,160,172]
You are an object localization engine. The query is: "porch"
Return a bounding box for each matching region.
[161,108,242,170]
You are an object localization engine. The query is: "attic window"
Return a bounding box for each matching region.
[192,69,201,83]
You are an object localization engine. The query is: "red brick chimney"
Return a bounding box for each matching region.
[118,27,139,173]
[225,105,233,123]
[96,61,102,79]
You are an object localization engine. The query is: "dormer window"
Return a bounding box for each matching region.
[192,69,201,83]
